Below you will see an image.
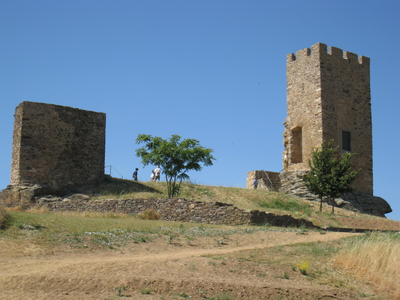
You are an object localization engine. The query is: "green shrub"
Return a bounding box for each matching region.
[297,258,309,275]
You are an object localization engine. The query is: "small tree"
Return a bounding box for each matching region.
[135,134,215,198]
[303,139,360,214]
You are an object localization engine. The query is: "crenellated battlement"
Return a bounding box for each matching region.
[287,42,369,65]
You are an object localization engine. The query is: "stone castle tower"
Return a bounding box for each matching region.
[9,102,106,195]
[245,42,390,216]
[281,42,372,194]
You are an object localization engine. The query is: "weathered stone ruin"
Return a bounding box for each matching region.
[246,171,281,191]
[1,101,106,205]
[249,43,391,217]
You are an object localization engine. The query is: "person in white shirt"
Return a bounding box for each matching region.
[154,166,161,182]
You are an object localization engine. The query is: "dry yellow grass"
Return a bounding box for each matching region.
[138,208,161,220]
[334,232,400,299]
[5,205,24,212]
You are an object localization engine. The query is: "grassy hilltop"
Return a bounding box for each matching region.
[75,176,398,230]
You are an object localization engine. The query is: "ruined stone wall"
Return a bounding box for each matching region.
[283,43,373,194]
[31,196,318,228]
[246,171,281,191]
[10,102,106,190]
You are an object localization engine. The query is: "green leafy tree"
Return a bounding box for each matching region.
[303,139,360,214]
[135,134,215,198]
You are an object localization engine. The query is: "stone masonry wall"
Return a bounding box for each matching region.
[283,45,324,172]
[10,102,106,190]
[246,171,281,191]
[32,196,318,228]
[283,43,373,194]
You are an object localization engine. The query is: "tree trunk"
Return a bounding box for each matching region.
[319,196,323,212]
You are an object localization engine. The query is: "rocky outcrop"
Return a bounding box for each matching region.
[336,192,392,218]
[0,184,70,207]
[279,171,392,217]
[279,171,314,200]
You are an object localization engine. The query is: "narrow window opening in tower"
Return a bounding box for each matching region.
[342,130,351,151]
[291,127,302,163]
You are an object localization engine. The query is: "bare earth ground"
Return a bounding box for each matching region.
[0,231,373,300]
[0,218,398,300]
[333,217,400,231]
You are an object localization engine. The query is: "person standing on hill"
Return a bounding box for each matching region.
[133,168,139,181]
[253,178,258,190]
[154,166,161,182]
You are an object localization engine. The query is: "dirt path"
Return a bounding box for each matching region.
[0,231,370,300]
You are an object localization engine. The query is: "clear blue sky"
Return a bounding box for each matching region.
[1,0,399,221]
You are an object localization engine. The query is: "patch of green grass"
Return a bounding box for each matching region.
[210,256,224,260]
[282,272,289,279]
[113,286,127,297]
[259,198,312,215]
[287,241,338,258]
[175,292,191,298]
[140,287,153,294]
[181,181,215,199]
[204,292,236,300]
